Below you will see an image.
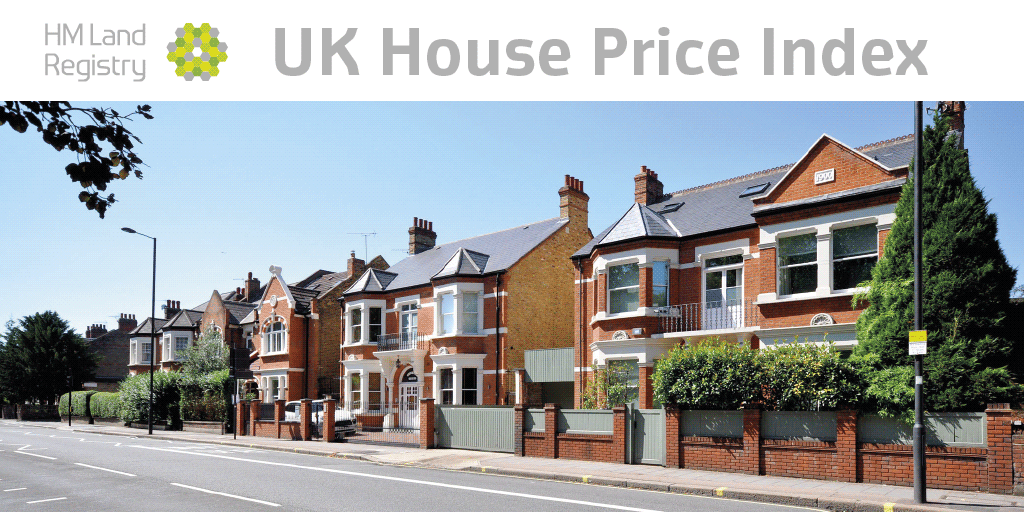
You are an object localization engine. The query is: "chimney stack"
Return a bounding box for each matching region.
[634,165,664,205]
[164,300,181,319]
[244,271,261,303]
[559,174,590,228]
[409,217,437,255]
[937,101,966,148]
[347,250,366,277]
[117,313,138,332]
[86,323,108,339]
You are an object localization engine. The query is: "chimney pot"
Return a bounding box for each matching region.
[428,221,432,231]
[634,165,664,205]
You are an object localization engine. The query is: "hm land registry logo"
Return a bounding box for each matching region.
[165,23,227,81]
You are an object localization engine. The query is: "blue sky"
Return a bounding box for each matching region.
[1,102,1020,332]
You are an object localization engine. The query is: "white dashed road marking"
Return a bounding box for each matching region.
[74,462,136,477]
[16,451,57,460]
[27,497,67,504]
[170,483,281,507]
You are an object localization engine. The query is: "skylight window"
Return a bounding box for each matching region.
[739,183,770,197]
[659,202,684,213]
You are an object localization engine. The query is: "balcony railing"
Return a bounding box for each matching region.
[657,299,760,334]
[376,331,427,352]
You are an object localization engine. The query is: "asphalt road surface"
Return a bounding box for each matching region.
[0,423,821,511]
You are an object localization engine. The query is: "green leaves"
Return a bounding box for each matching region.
[653,338,861,411]
[0,312,98,405]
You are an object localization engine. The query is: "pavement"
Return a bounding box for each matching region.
[9,419,1023,512]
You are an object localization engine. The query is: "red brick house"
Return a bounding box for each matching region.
[571,104,965,409]
[339,176,592,426]
[248,258,387,403]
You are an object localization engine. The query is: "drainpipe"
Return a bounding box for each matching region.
[494,270,505,405]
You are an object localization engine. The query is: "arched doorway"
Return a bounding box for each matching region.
[398,367,419,429]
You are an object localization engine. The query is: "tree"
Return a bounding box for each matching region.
[581,360,639,409]
[0,312,98,404]
[179,327,229,382]
[854,112,1021,413]
[0,101,153,218]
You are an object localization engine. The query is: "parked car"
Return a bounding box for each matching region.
[283,400,356,439]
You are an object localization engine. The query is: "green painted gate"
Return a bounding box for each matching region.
[630,407,665,465]
[436,405,515,453]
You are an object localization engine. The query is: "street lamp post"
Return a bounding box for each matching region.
[122,227,156,436]
[912,102,926,503]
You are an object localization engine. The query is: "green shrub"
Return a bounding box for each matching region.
[653,338,760,410]
[58,391,96,417]
[88,392,120,419]
[117,372,180,424]
[652,337,862,411]
[179,369,231,422]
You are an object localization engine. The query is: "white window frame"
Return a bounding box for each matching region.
[174,336,190,360]
[344,299,387,345]
[777,231,819,298]
[757,204,896,304]
[399,301,419,340]
[129,339,138,365]
[591,248,680,322]
[430,353,485,405]
[649,260,670,308]
[831,222,879,292]
[367,306,383,344]
[261,317,288,355]
[607,262,640,314]
[432,283,485,337]
[702,253,745,307]
[140,340,152,365]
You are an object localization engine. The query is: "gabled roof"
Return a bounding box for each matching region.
[574,133,915,258]
[434,248,490,278]
[161,309,204,330]
[346,217,568,293]
[129,317,166,336]
[346,268,399,293]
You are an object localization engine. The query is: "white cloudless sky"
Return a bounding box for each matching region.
[1,101,1020,332]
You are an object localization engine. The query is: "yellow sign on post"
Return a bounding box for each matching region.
[909,330,927,355]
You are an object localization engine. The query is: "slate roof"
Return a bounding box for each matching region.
[574,134,915,258]
[129,317,166,336]
[346,217,568,293]
[303,271,349,297]
[223,300,258,324]
[161,309,204,330]
[288,286,320,314]
[291,270,336,289]
[434,248,490,278]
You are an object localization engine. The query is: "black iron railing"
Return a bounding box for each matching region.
[657,299,760,334]
[376,331,427,351]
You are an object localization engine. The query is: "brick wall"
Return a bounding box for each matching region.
[515,403,627,464]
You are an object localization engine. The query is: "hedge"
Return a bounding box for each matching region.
[179,369,231,422]
[653,338,862,411]
[89,392,120,419]
[58,390,96,417]
[118,371,180,424]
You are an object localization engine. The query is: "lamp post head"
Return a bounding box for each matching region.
[121,227,137,234]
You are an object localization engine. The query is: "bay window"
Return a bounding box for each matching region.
[833,224,878,290]
[368,373,382,411]
[440,293,455,335]
[651,261,669,307]
[350,308,362,343]
[368,307,382,343]
[141,341,152,364]
[608,263,640,314]
[440,368,454,405]
[462,292,479,334]
[461,368,478,405]
[778,233,817,295]
[350,373,362,409]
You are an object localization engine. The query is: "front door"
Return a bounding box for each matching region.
[703,258,743,330]
[399,383,419,429]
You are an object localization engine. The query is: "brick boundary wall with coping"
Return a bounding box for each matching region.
[503,403,1020,495]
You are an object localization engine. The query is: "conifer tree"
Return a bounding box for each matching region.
[855,111,1020,412]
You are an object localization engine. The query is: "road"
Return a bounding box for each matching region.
[0,423,820,511]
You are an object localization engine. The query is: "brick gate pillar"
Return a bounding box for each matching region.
[544,403,559,459]
[274,399,286,439]
[249,400,259,436]
[612,405,629,464]
[419,398,435,449]
[836,410,858,482]
[236,400,248,436]
[665,406,681,468]
[514,404,525,456]
[300,399,312,441]
[322,399,336,443]
[637,364,654,410]
[742,403,762,475]
[986,403,1013,493]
